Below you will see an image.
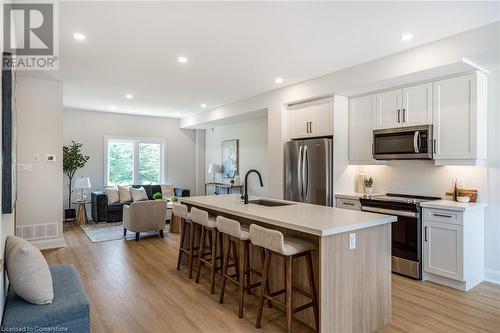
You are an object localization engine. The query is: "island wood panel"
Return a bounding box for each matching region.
[319,223,391,333]
[184,202,320,329]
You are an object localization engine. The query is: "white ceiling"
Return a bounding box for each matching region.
[22,1,500,118]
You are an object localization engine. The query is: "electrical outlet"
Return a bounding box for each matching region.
[349,233,356,250]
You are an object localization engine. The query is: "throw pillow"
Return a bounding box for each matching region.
[118,185,132,203]
[5,236,54,305]
[161,184,174,200]
[104,186,119,204]
[130,187,148,202]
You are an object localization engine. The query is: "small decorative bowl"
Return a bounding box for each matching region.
[457,196,470,203]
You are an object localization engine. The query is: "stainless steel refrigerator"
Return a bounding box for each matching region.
[285,138,333,206]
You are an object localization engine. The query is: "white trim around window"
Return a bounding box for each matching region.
[104,135,166,186]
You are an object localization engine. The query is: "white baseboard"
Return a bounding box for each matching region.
[485,269,500,285]
[29,237,66,250]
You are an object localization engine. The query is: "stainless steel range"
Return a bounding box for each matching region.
[359,193,440,279]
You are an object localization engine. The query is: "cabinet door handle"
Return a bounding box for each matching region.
[432,213,453,218]
[342,202,355,206]
[424,226,428,242]
[433,139,437,154]
[306,122,309,134]
[310,122,313,133]
[402,108,406,122]
[397,109,401,123]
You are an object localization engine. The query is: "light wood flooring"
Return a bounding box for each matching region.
[42,224,500,333]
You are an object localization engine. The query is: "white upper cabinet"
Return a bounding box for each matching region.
[375,84,432,129]
[349,95,375,163]
[287,98,333,139]
[402,83,433,126]
[375,89,402,129]
[433,72,487,165]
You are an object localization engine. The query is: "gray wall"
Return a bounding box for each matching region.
[63,108,200,212]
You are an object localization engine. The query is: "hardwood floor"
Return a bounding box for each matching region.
[43,224,500,333]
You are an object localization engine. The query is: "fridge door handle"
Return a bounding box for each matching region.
[298,145,303,200]
[303,146,309,199]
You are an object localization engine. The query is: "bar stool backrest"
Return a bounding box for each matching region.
[249,224,285,255]
[172,203,188,219]
[190,207,210,226]
[216,216,243,238]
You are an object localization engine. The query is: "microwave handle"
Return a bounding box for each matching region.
[413,131,420,153]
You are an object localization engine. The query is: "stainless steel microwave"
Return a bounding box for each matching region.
[373,125,433,160]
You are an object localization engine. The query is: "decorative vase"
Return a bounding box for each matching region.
[365,187,374,195]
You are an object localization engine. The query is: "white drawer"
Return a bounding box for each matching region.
[423,208,462,225]
[336,198,361,211]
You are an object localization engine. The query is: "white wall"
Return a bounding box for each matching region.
[205,118,268,196]
[16,77,64,249]
[63,108,200,211]
[181,23,500,282]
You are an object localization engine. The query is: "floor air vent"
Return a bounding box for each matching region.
[16,223,58,240]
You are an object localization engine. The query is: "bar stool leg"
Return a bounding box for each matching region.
[176,219,186,271]
[187,223,195,279]
[305,251,319,331]
[238,239,246,318]
[195,226,206,284]
[285,256,293,333]
[219,234,231,303]
[256,249,271,329]
[210,229,217,295]
[245,241,251,295]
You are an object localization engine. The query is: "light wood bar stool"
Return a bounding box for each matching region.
[216,216,264,319]
[250,224,319,333]
[173,203,198,279]
[191,207,222,294]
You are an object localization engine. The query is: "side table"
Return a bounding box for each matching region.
[73,201,90,225]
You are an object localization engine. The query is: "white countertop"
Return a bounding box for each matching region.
[180,194,396,237]
[334,192,384,200]
[420,199,487,212]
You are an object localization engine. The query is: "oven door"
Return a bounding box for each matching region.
[361,206,422,279]
[373,125,432,160]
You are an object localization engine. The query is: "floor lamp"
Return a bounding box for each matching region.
[207,163,220,194]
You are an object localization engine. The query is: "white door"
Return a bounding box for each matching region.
[310,100,333,136]
[375,89,403,129]
[433,74,475,160]
[402,83,432,127]
[423,220,464,281]
[288,104,310,139]
[349,95,375,162]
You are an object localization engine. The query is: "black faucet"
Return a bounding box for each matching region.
[242,169,263,204]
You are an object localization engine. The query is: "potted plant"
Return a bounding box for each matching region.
[63,141,90,219]
[364,176,374,194]
[153,192,163,200]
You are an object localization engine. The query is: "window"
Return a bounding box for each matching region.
[105,137,164,186]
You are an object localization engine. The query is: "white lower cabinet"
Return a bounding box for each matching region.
[335,197,361,211]
[422,206,484,291]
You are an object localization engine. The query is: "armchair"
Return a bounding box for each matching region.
[123,200,167,241]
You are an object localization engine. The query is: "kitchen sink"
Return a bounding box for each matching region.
[248,199,294,207]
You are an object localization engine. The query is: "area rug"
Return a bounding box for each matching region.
[80,222,167,243]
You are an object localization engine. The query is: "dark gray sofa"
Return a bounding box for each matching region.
[91,185,190,223]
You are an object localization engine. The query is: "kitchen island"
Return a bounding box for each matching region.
[180,194,396,333]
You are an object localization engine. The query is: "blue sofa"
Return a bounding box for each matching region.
[2,264,90,332]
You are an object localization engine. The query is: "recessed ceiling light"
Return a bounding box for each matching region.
[110,105,116,110]
[125,94,133,99]
[200,103,207,108]
[73,32,86,41]
[177,56,188,64]
[400,33,413,42]
[275,77,284,84]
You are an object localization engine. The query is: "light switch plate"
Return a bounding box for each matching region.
[33,153,40,162]
[349,233,356,250]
